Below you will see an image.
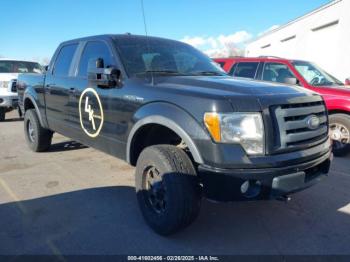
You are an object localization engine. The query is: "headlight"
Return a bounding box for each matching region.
[204,112,265,155]
[0,81,9,88]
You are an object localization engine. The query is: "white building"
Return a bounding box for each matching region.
[245,0,350,82]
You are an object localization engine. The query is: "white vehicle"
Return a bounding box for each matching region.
[0,59,42,121]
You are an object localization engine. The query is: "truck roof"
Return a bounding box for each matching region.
[60,34,181,45]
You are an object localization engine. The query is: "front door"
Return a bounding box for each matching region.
[68,40,127,158]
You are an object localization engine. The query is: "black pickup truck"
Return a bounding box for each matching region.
[18,34,332,235]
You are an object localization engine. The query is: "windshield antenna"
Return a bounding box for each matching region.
[140,0,154,85]
[141,0,148,37]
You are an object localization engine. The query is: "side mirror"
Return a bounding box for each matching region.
[284,77,298,85]
[88,58,122,88]
[345,78,350,85]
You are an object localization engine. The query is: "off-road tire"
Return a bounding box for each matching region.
[329,114,350,157]
[24,109,53,152]
[135,145,201,235]
[0,108,5,121]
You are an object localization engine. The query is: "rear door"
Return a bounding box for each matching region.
[45,43,79,133]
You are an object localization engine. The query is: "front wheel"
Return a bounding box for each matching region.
[0,108,5,121]
[24,109,53,152]
[329,114,350,157]
[135,145,201,235]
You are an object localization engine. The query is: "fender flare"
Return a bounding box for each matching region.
[126,103,209,165]
[23,94,46,127]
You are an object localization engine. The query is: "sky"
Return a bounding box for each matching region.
[0,0,330,63]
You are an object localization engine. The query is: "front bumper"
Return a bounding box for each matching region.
[198,146,332,201]
[0,93,18,108]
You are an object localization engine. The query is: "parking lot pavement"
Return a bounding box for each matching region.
[0,111,350,255]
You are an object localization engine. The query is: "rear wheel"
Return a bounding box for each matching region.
[329,114,350,156]
[0,108,5,121]
[135,145,201,235]
[24,109,53,152]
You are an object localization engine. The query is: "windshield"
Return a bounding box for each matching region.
[0,61,42,73]
[114,37,226,77]
[292,61,343,86]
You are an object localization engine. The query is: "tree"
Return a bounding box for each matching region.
[224,42,244,57]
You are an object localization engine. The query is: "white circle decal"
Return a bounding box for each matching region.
[79,88,104,138]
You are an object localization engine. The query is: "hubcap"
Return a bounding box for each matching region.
[143,166,166,214]
[330,123,350,149]
[28,121,35,142]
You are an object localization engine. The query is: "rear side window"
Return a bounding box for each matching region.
[233,62,259,79]
[78,41,113,77]
[53,44,78,76]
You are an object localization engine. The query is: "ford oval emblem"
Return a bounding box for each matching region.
[306,115,320,130]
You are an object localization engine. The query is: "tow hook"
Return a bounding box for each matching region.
[277,195,292,202]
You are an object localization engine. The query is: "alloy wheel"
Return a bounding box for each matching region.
[143,166,167,214]
[330,123,350,149]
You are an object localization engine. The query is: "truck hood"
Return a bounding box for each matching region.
[0,73,19,81]
[149,76,321,112]
[156,76,314,97]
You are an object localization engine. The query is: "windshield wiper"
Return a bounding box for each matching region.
[142,70,182,75]
[192,71,224,76]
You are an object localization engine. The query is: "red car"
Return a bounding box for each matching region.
[215,57,350,156]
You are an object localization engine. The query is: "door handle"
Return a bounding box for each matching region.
[45,84,53,94]
[69,87,76,94]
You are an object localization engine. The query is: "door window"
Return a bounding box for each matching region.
[53,44,78,76]
[232,62,259,79]
[262,62,295,83]
[78,41,113,77]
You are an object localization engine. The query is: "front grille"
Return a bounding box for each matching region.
[273,100,328,150]
[11,80,17,92]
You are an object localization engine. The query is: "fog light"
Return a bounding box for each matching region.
[240,180,262,198]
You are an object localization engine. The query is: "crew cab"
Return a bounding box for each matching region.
[0,59,42,121]
[17,35,332,235]
[215,57,350,156]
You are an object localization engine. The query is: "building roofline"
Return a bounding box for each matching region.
[249,0,342,43]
